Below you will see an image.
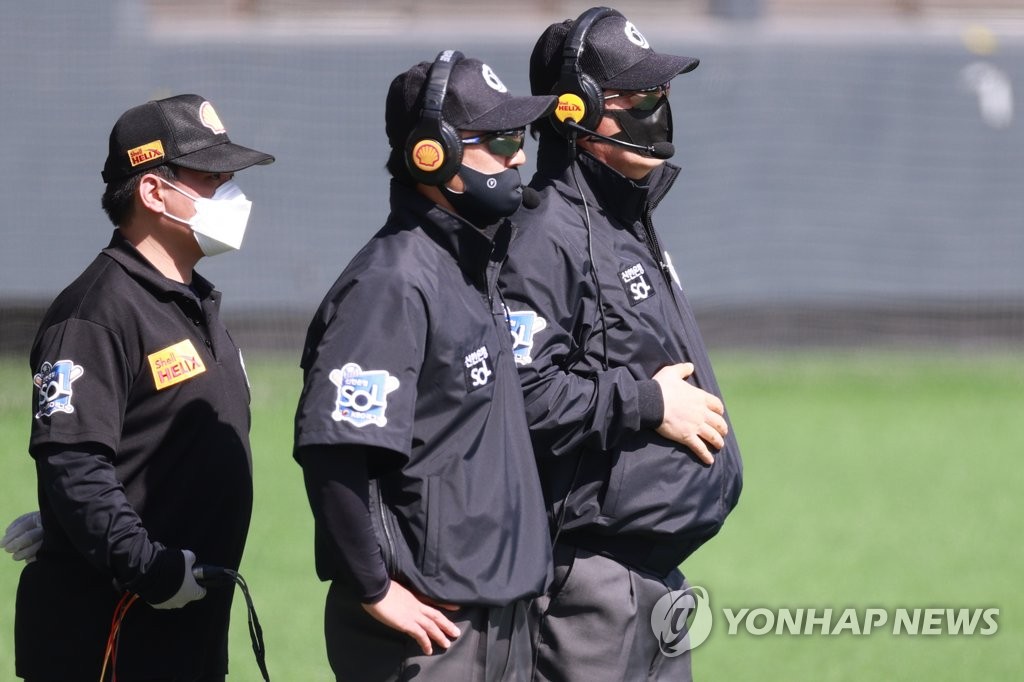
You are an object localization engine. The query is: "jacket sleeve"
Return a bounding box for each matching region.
[501,208,664,459]
[34,443,183,604]
[29,317,183,603]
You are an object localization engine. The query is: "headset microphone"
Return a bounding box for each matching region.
[521,187,540,209]
[564,120,674,160]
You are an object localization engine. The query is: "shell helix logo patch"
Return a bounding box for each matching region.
[555,93,586,124]
[330,363,400,427]
[33,359,84,419]
[463,346,494,391]
[148,339,207,390]
[199,101,226,134]
[411,139,444,173]
[619,262,656,306]
[506,308,547,366]
[128,140,165,168]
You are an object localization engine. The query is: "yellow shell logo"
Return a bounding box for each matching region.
[199,101,226,134]
[411,139,444,172]
[555,93,586,123]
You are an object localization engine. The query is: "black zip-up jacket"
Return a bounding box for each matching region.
[294,181,551,606]
[499,150,743,576]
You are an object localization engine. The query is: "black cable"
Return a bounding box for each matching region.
[530,134,604,682]
[194,566,270,682]
[568,136,609,372]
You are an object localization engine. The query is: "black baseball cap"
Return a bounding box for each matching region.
[101,94,274,183]
[386,55,557,147]
[531,10,699,95]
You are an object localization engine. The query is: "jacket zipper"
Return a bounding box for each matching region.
[641,205,674,288]
[371,479,397,574]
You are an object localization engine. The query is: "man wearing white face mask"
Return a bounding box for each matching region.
[9,94,273,682]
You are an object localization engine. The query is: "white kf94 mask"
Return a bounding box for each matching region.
[159,177,253,257]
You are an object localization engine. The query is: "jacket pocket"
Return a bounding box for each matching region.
[421,475,441,577]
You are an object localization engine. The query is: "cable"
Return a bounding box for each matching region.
[99,592,138,682]
[99,567,269,682]
[530,133,605,682]
[194,566,271,682]
[568,133,609,372]
[564,119,674,160]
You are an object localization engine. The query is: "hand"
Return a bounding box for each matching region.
[150,549,207,609]
[362,581,461,655]
[1,511,43,563]
[652,363,728,465]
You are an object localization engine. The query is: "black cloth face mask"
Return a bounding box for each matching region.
[606,97,673,151]
[441,165,524,229]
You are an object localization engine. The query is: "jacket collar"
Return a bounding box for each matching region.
[388,180,512,289]
[535,146,680,227]
[101,229,216,305]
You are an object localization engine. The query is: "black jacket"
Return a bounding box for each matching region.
[294,181,551,606]
[499,151,743,576]
[19,231,252,679]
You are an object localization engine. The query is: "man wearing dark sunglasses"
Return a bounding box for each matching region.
[294,53,557,680]
[499,8,744,682]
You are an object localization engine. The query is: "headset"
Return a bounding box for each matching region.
[549,7,674,159]
[404,49,465,186]
[549,6,623,138]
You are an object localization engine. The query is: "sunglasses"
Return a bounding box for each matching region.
[602,83,671,111]
[459,128,526,157]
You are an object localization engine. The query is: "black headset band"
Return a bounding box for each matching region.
[422,49,463,122]
[560,7,621,81]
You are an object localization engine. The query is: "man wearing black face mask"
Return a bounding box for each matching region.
[499,9,744,682]
[293,53,557,680]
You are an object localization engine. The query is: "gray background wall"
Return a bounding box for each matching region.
[2,1,1022,350]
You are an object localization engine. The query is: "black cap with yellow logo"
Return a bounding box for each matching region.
[101,94,274,183]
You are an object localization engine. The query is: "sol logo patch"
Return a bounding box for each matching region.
[506,308,547,366]
[330,363,400,427]
[34,359,84,419]
[619,262,656,306]
[148,339,207,390]
[463,346,494,391]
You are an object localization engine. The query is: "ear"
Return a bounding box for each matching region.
[137,173,167,215]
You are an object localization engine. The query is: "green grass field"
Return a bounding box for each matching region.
[2,350,1022,680]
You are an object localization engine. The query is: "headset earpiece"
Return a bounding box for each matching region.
[549,7,622,138]
[405,50,464,186]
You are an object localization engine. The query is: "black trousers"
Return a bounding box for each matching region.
[324,581,532,681]
[529,545,694,682]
